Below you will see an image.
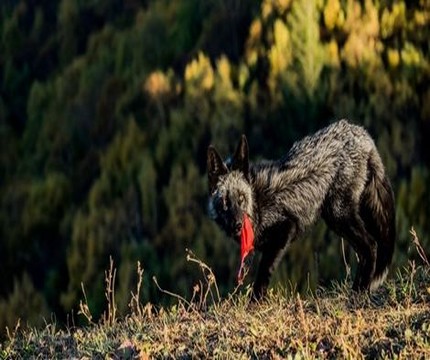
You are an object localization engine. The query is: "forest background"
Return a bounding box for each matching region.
[0,0,429,332]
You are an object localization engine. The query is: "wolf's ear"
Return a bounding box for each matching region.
[231,135,249,180]
[207,145,228,194]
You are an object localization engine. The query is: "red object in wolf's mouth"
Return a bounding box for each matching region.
[237,213,254,284]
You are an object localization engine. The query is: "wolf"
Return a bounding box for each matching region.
[207,120,395,299]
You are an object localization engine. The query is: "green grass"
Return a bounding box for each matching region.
[1,250,430,359]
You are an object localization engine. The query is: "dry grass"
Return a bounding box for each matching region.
[1,241,430,359]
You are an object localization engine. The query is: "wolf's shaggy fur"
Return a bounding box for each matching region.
[207,120,395,299]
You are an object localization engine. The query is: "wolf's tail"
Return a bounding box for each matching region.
[361,150,396,290]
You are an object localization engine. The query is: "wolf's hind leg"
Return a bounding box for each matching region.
[342,215,378,291]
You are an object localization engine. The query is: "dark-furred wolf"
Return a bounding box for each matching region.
[207,120,395,299]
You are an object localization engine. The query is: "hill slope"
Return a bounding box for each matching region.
[1,262,429,359]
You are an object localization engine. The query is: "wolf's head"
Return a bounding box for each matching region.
[207,135,254,241]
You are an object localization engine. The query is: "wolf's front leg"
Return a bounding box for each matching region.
[252,221,298,300]
[253,248,286,300]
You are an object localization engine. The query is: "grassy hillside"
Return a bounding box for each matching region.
[1,249,429,359]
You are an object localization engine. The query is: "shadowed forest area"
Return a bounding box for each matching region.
[0,0,429,332]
